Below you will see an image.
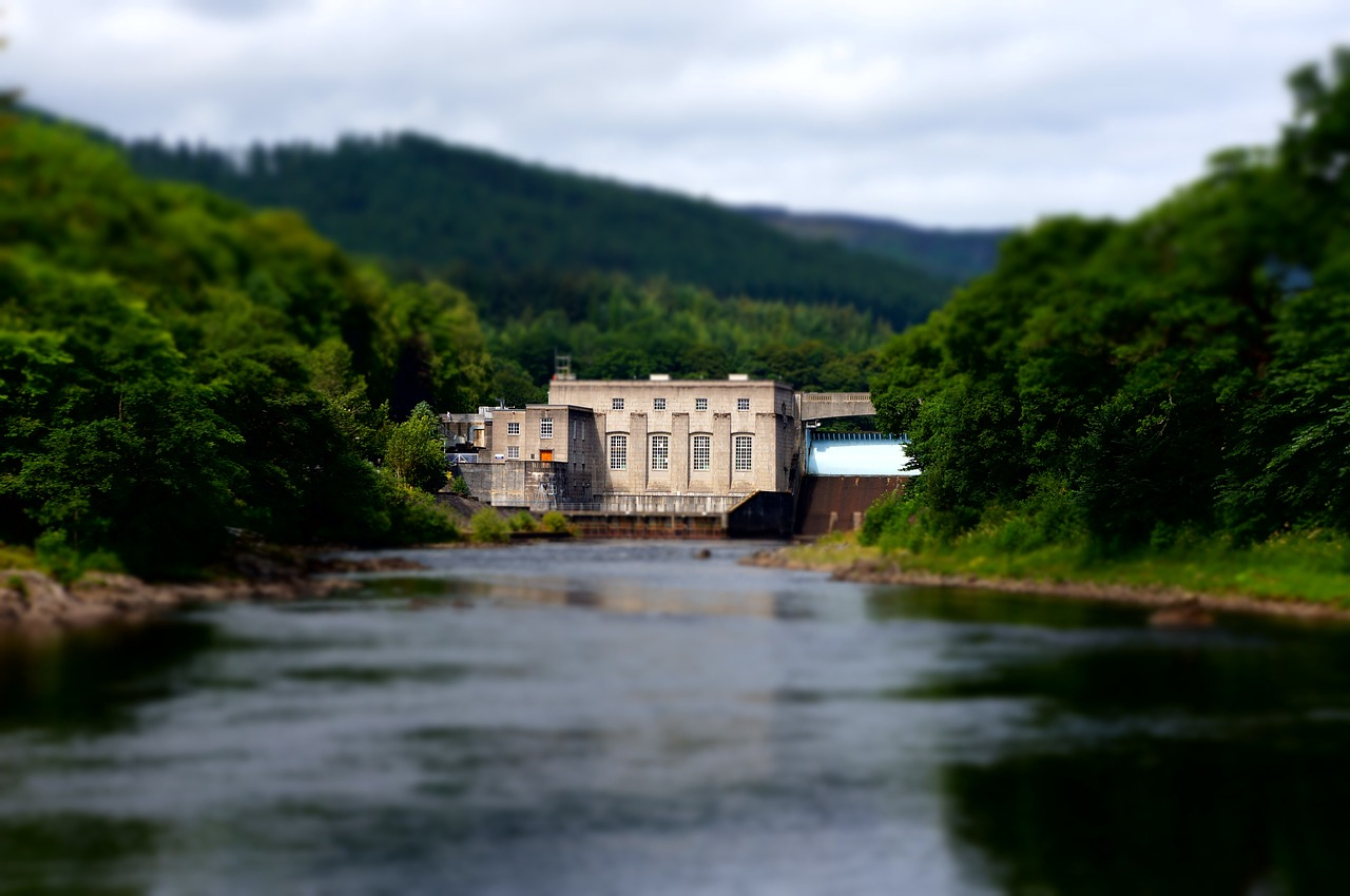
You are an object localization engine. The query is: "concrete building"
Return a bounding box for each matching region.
[447,374,916,538]
[454,374,803,533]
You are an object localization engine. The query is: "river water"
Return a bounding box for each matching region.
[3,541,1350,895]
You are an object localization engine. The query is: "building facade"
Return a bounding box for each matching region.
[458,375,800,516]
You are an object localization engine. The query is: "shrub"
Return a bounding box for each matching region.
[859,490,912,547]
[540,511,574,535]
[449,474,471,496]
[384,403,447,493]
[469,508,509,543]
[0,544,39,571]
[507,511,538,533]
[34,530,124,584]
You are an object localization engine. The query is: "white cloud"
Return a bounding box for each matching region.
[6,0,1350,225]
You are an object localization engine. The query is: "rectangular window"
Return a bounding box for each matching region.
[695,397,708,411]
[737,397,750,411]
[612,398,625,410]
[609,434,627,470]
[734,435,753,472]
[654,397,666,411]
[692,435,711,472]
[650,435,669,471]
[507,421,520,435]
[507,446,520,459]
[540,419,553,439]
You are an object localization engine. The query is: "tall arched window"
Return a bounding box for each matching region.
[609,434,628,470]
[650,434,670,471]
[691,434,711,471]
[733,435,753,472]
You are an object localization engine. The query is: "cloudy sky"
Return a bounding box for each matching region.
[6,0,1349,226]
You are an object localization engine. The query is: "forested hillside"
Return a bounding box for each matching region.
[123,134,950,328]
[0,111,485,575]
[0,106,908,576]
[744,207,1008,282]
[866,47,1350,560]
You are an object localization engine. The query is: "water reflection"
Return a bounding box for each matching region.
[1,543,1349,894]
[0,620,215,735]
[942,733,1350,895]
[901,590,1350,895]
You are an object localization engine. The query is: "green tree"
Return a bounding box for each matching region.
[383,402,446,492]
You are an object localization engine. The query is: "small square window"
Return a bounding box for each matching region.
[737,398,750,411]
[695,398,708,411]
[612,398,625,410]
[654,397,666,411]
[507,421,520,435]
[540,419,553,439]
[507,446,520,459]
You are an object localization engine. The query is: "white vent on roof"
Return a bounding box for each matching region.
[649,373,671,381]
[728,373,750,381]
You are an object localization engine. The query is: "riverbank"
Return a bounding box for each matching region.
[0,552,428,633]
[743,538,1350,623]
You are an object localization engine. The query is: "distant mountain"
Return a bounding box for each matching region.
[123,132,955,327]
[742,207,1009,283]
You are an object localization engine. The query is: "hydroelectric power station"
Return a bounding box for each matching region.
[443,378,916,538]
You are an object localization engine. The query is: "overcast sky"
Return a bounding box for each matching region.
[6,0,1349,227]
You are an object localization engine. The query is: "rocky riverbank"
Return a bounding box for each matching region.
[0,552,428,632]
[742,544,1350,624]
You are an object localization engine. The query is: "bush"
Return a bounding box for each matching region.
[0,544,39,571]
[386,484,460,545]
[540,511,574,535]
[384,403,447,493]
[507,511,538,533]
[859,490,914,547]
[469,508,510,543]
[449,474,471,496]
[34,530,123,584]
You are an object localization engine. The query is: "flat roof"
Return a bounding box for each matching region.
[549,379,791,388]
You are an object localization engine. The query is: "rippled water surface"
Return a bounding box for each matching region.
[4,541,1350,895]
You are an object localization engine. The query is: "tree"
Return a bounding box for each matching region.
[383,402,446,493]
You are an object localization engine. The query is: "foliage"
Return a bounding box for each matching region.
[507,511,538,533]
[869,47,1350,559]
[803,527,1350,608]
[482,271,893,389]
[371,476,460,545]
[125,132,952,327]
[0,544,38,571]
[448,474,471,497]
[747,208,1007,283]
[540,511,573,535]
[469,508,509,544]
[0,116,483,576]
[383,402,446,492]
[34,529,122,585]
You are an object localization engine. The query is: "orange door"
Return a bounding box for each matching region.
[540,450,554,462]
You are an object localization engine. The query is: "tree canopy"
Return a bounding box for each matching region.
[870,47,1350,550]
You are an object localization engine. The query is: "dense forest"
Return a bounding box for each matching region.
[0,104,911,577]
[477,272,892,405]
[123,133,950,328]
[744,207,1007,283]
[104,118,917,395]
[865,47,1350,560]
[0,109,487,576]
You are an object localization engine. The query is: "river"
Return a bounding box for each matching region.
[3,541,1350,895]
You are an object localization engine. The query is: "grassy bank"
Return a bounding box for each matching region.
[775,529,1350,610]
